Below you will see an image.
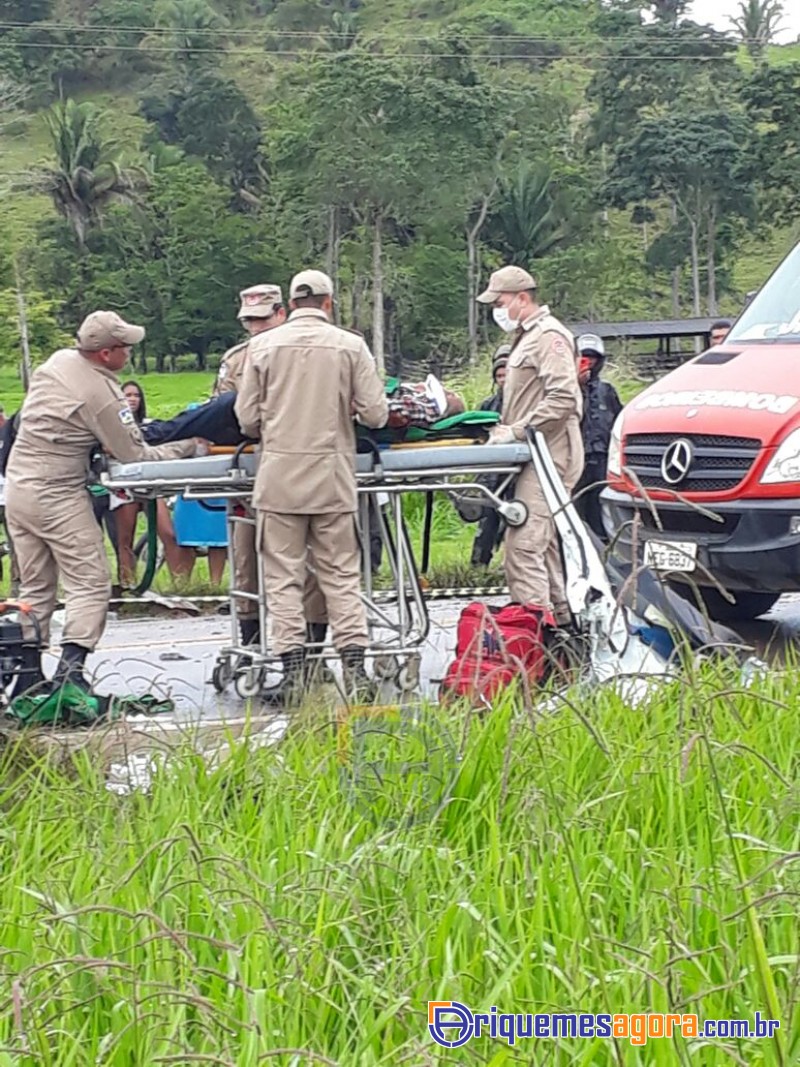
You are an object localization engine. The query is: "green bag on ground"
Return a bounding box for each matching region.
[6,683,174,728]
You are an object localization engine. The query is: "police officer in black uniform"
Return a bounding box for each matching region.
[574,333,623,542]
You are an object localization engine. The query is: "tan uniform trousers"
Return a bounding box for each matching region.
[233,511,259,621]
[233,508,329,626]
[504,440,584,619]
[6,487,111,649]
[258,511,367,655]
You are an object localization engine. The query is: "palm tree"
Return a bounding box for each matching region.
[33,99,148,250]
[488,163,569,268]
[730,0,785,58]
[150,0,229,62]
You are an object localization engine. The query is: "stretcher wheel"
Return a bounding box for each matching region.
[500,501,528,528]
[373,654,398,680]
[235,667,265,699]
[396,655,421,693]
[212,659,234,693]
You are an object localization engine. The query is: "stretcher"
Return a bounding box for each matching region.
[103,442,533,697]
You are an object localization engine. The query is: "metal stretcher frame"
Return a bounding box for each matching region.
[103,442,532,696]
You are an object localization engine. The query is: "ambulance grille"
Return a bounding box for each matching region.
[623,433,761,492]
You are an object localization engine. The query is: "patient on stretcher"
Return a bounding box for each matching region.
[385,375,465,428]
[142,375,469,447]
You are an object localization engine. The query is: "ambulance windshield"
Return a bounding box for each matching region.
[727,243,800,343]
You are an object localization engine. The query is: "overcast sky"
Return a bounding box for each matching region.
[689,0,800,42]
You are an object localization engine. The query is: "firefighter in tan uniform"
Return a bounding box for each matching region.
[6,311,197,693]
[477,266,584,622]
[236,270,389,703]
[213,285,287,649]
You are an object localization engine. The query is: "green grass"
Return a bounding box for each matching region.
[0,661,798,1063]
[0,368,212,419]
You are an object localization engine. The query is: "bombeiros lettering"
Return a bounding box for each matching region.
[636,390,799,415]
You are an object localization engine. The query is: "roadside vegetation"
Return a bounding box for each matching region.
[1,658,797,1064]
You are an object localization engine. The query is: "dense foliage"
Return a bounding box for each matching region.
[0,0,798,375]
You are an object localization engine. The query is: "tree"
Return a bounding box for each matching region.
[730,0,785,58]
[744,62,800,224]
[268,50,497,373]
[605,110,755,315]
[0,74,26,134]
[0,288,72,377]
[486,163,572,269]
[648,0,690,25]
[31,160,289,372]
[140,72,266,206]
[588,9,743,313]
[25,99,148,250]
[148,0,229,63]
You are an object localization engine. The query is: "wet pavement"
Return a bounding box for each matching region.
[49,591,800,722]
[14,591,799,789]
[66,598,486,721]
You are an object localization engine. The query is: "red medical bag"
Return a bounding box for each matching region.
[439,602,558,706]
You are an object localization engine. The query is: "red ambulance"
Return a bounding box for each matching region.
[602,240,800,620]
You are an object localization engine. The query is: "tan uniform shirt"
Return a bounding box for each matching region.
[235,308,388,514]
[502,305,583,443]
[213,340,250,396]
[7,349,195,492]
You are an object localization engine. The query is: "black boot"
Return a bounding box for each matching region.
[51,643,92,694]
[305,623,335,685]
[240,618,260,647]
[238,618,260,669]
[341,646,378,703]
[262,648,306,708]
[12,644,46,697]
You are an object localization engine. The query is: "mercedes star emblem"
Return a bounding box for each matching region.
[661,438,694,485]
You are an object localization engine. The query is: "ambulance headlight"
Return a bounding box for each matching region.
[761,429,800,484]
[607,413,624,477]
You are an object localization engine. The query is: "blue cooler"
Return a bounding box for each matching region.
[171,401,230,548]
[173,496,228,548]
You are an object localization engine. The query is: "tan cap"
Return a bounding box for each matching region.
[237,284,283,320]
[76,310,145,350]
[477,265,537,304]
[290,269,334,300]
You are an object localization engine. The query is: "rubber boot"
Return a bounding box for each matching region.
[240,618,260,646]
[13,644,46,697]
[262,648,306,709]
[305,622,335,685]
[238,618,260,670]
[51,642,93,694]
[341,646,378,703]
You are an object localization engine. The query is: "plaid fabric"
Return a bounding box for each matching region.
[387,386,441,427]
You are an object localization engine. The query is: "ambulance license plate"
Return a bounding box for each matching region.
[644,540,697,573]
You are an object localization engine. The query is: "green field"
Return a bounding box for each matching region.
[0,368,213,421]
[0,661,797,1064]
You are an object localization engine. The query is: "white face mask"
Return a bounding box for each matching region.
[493,302,520,334]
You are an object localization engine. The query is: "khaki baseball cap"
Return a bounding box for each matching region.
[238,284,283,319]
[477,265,537,304]
[290,269,334,300]
[76,310,145,350]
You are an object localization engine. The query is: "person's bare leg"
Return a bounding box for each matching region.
[207,547,227,585]
[115,502,141,587]
[156,499,195,578]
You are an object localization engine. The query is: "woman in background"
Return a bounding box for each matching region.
[114,381,195,588]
